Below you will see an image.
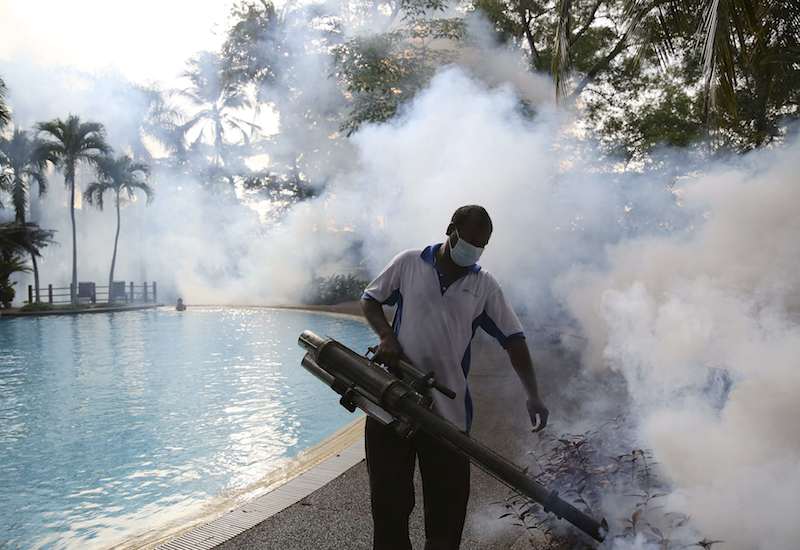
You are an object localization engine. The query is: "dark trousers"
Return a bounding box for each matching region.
[365,416,470,550]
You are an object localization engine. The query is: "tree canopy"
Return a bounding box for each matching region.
[475,0,800,158]
[0,129,48,223]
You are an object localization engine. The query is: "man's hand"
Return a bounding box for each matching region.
[505,338,549,432]
[527,396,549,432]
[361,298,405,369]
[371,333,404,369]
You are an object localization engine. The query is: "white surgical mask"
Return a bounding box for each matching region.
[449,230,484,267]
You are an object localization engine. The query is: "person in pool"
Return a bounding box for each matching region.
[175,297,186,311]
[361,205,549,550]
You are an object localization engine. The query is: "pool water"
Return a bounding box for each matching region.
[0,307,375,549]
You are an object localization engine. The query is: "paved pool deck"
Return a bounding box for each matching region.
[0,303,163,318]
[155,302,553,549]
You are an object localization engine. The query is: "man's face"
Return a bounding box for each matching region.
[449,219,491,249]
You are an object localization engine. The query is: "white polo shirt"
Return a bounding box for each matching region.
[362,243,525,432]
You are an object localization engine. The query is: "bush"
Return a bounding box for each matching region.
[0,251,29,309]
[0,279,14,309]
[20,302,54,312]
[305,274,369,305]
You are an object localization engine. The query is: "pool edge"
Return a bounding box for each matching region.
[115,415,367,550]
[0,303,164,318]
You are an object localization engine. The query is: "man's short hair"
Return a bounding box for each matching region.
[451,205,493,233]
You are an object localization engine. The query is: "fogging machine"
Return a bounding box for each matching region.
[298,330,607,542]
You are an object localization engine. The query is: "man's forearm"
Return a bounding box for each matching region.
[360,298,394,339]
[506,338,542,400]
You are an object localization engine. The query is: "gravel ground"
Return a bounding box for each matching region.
[216,332,551,550]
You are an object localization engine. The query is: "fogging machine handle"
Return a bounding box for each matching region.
[366,345,456,399]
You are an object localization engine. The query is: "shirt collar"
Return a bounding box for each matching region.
[420,243,481,273]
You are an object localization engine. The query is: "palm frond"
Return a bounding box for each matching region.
[127,181,155,204]
[75,121,106,142]
[83,154,154,210]
[93,154,117,181]
[36,116,110,163]
[36,119,67,144]
[11,176,27,222]
[0,77,10,129]
[0,171,11,206]
[552,0,573,102]
[221,92,251,110]
[80,134,112,157]
[33,139,65,167]
[0,222,56,256]
[0,130,49,221]
[128,160,150,176]
[0,254,29,278]
[699,0,724,115]
[172,87,208,107]
[178,110,215,135]
[83,181,112,210]
[697,0,758,123]
[224,118,253,145]
[26,169,48,196]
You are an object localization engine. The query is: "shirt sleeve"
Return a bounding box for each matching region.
[479,285,525,348]
[361,251,406,306]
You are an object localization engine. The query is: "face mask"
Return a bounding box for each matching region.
[449,229,484,267]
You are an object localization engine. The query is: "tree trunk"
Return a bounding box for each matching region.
[31,252,40,303]
[569,31,630,99]
[14,188,39,303]
[109,193,121,304]
[520,8,541,71]
[68,168,78,305]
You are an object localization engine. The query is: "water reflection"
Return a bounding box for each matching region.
[0,307,373,548]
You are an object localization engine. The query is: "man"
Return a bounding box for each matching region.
[361,205,549,550]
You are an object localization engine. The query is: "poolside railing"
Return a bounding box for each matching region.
[26,281,158,305]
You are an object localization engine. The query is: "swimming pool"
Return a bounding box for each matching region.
[0,307,375,549]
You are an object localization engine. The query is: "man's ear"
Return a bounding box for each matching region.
[445,222,456,236]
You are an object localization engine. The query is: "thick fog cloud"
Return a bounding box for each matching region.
[557,141,800,548]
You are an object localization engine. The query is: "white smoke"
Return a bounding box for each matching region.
[557,141,800,549]
[3,19,589,307]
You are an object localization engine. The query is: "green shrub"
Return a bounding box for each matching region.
[0,279,14,309]
[20,302,54,312]
[305,274,369,305]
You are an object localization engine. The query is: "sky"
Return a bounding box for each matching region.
[0,0,236,85]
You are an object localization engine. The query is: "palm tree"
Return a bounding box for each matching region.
[692,0,800,146]
[0,129,49,301]
[36,115,111,304]
[139,86,188,167]
[0,222,56,308]
[176,51,259,183]
[83,155,153,303]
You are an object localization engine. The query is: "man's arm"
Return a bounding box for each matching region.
[361,298,404,367]
[506,338,549,432]
[360,251,407,366]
